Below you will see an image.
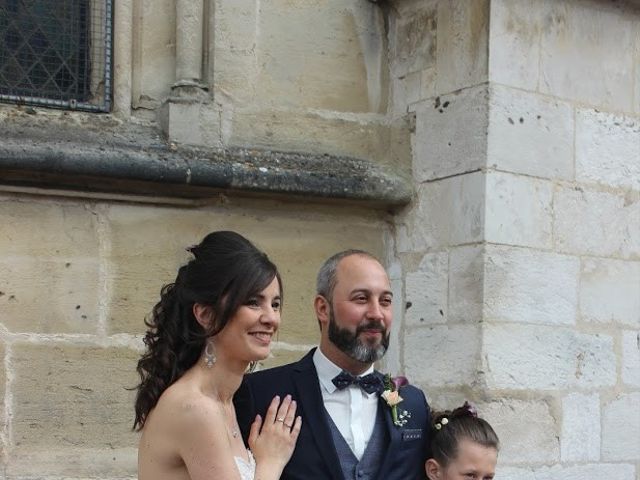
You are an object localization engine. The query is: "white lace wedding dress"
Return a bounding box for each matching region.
[234,450,256,480]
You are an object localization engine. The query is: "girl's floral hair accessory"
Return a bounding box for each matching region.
[433,401,479,430]
[382,374,411,427]
[434,417,449,430]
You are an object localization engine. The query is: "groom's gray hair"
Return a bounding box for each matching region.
[316,249,380,302]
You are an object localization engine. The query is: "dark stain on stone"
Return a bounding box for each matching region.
[537,115,541,120]
[508,117,514,125]
[8,295,15,301]
[405,301,412,309]
[439,109,444,113]
[519,117,524,124]
[65,262,71,268]
[442,101,450,109]
[81,315,87,319]
[439,309,444,316]
[75,305,81,310]
[434,96,441,108]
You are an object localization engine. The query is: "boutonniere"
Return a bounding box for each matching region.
[381,374,411,427]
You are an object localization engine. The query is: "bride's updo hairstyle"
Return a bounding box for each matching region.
[133,231,281,430]
[428,402,499,466]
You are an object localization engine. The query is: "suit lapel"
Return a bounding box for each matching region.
[292,350,344,480]
[376,371,402,478]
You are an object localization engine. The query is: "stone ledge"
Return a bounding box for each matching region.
[0,112,411,207]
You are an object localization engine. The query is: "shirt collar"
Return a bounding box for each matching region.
[312,347,375,394]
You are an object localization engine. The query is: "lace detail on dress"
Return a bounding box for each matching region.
[234,449,256,480]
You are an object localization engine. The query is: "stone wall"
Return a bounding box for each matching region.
[389,0,639,478]
[0,192,388,478]
[129,0,411,176]
[1,2,407,476]
[1,0,638,478]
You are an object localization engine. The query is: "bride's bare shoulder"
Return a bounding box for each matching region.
[152,378,222,432]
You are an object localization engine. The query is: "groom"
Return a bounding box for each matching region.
[235,250,431,479]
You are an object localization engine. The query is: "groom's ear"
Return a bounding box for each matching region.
[425,459,442,480]
[314,295,330,329]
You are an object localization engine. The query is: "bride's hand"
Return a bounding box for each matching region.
[248,395,302,472]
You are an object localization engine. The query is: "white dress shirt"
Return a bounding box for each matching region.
[313,348,379,460]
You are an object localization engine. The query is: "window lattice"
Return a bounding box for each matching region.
[0,0,112,112]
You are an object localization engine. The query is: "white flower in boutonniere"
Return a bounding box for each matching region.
[382,374,411,427]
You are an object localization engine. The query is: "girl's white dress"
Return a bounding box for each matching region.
[234,450,256,480]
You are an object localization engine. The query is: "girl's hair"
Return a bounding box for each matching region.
[429,402,500,466]
[133,231,281,430]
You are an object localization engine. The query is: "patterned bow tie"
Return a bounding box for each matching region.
[331,371,384,395]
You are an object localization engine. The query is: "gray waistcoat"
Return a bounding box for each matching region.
[326,403,389,480]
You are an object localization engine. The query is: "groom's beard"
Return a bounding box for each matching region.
[327,307,389,364]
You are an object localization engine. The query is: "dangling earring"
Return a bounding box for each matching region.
[204,339,216,368]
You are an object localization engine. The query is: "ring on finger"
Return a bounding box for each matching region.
[284,422,293,428]
[276,418,285,422]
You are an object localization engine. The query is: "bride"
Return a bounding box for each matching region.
[134,231,301,480]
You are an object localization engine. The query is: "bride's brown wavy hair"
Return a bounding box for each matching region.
[133,231,282,431]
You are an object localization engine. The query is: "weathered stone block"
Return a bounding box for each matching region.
[391,1,437,76]
[496,466,537,480]
[225,0,387,114]
[7,447,138,479]
[0,200,100,334]
[499,464,636,480]
[391,71,422,116]
[561,393,600,462]
[404,251,448,326]
[0,341,5,463]
[622,330,640,387]
[159,98,216,147]
[448,245,484,324]
[397,171,485,252]
[132,0,174,107]
[482,399,559,464]
[576,109,640,191]
[488,86,574,180]
[554,187,640,259]
[488,0,541,90]
[0,199,98,258]
[414,85,489,181]
[10,343,139,477]
[580,258,640,327]
[484,245,578,325]
[228,108,410,175]
[483,324,616,390]
[602,393,640,461]
[404,325,480,387]
[435,0,489,93]
[382,267,403,375]
[485,172,553,249]
[636,27,640,115]
[0,257,100,334]
[539,0,635,111]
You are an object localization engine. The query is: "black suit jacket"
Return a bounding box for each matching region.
[234,349,431,480]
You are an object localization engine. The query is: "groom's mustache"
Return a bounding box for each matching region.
[355,320,386,336]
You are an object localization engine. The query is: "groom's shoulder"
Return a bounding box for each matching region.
[248,360,298,382]
[245,350,314,386]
